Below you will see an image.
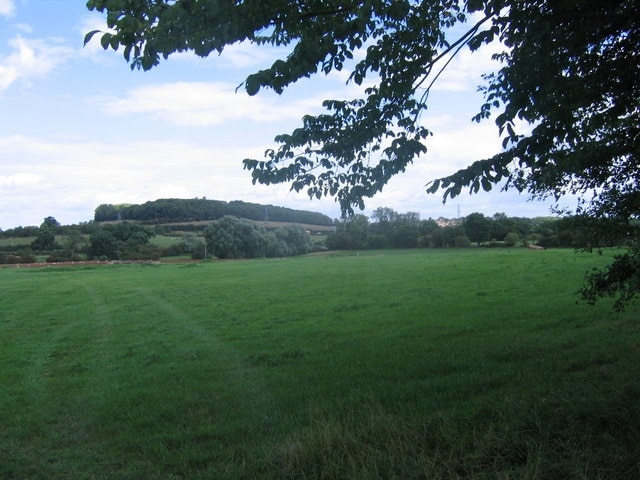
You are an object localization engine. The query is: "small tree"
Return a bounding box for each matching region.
[441,225,466,248]
[504,232,521,247]
[87,228,119,259]
[326,215,369,250]
[31,217,60,252]
[31,227,56,252]
[454,235,472,248]
[179,233,207,259]
[61,229,87,261]
[463,213,492,246]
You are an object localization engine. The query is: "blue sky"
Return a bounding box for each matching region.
[0,1,566,230]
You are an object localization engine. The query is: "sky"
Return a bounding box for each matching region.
[0,1,568,230]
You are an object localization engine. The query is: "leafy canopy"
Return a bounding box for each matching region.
[86,0,640,305]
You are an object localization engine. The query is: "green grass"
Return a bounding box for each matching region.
[1,249,639,479]
[0,236,34,247]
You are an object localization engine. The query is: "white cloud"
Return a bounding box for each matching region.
[0,172,45,188]
[0,0,15,18]
[0,36,74,90]
[429,41,503,93]
[217,41,286,69]
[97,81,316,126]
[15,23,33,33]
[150,184,193,199]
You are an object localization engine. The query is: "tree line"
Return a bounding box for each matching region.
[0,215,319,263]
[94,198,333,226]
[326,208,628,251]
[0,210,628,265]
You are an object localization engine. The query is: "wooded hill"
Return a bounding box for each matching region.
[94,198,334,226]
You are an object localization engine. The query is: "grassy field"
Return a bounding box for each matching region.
[1,248,638,479]
[0,236,34,247]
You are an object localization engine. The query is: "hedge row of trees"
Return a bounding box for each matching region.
[86,222,160,260]
[0,215,317,263]
[0,218,161,263]
[1,210,628,264]
[0,219,98,239]
[94,198,333,226]
[84,217,317,261]
[326,208,628,251]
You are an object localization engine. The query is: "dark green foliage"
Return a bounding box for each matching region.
[30,227,56,251]
[366,233,389,249]
[179,232,204,258]
[205,216,271,259]
[204,216,313,259]
[326,214,369,250]
[0,225,40,238]
[30,217,60,252]
[581,243,640,311]
[0,250,36,264]
[93,203,122,221]
[489,212,532,241]
[463,212,492,246]
[270,224,314,257]
[326,210,630,252]
[369,208,419,248]
[60,228,88,260]
[440,224,466,248]
[454,234,472,248]
[87,222,156,260]
[537,216,630,249]
[93,198,333,225]
[503,232,520,247]
[87,229,119,259]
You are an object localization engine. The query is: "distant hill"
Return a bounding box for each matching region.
[94,198,334,226]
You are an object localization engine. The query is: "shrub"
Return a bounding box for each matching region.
[161,244,186,257]
[504,232,521,247]
[454,235,471,248]
[367,234,389,249]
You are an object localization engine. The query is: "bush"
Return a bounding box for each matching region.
[46,252,72,263]
[161,244,186,257]
[19,250,37,263]
[504,232,521,247]
[367,234,389,249]
[454,236,471,248]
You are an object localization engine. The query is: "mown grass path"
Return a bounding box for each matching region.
[1,249,639,479]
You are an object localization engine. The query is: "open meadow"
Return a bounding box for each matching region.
[1,248,639,479]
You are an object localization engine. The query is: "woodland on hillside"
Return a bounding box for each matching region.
[93,198,333,226]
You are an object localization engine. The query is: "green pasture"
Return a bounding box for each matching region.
[0,236,34,247]
[1,249,638,479]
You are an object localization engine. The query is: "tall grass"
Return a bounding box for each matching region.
[0,249,638,479]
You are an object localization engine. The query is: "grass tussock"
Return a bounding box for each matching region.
[266,395,639,480]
